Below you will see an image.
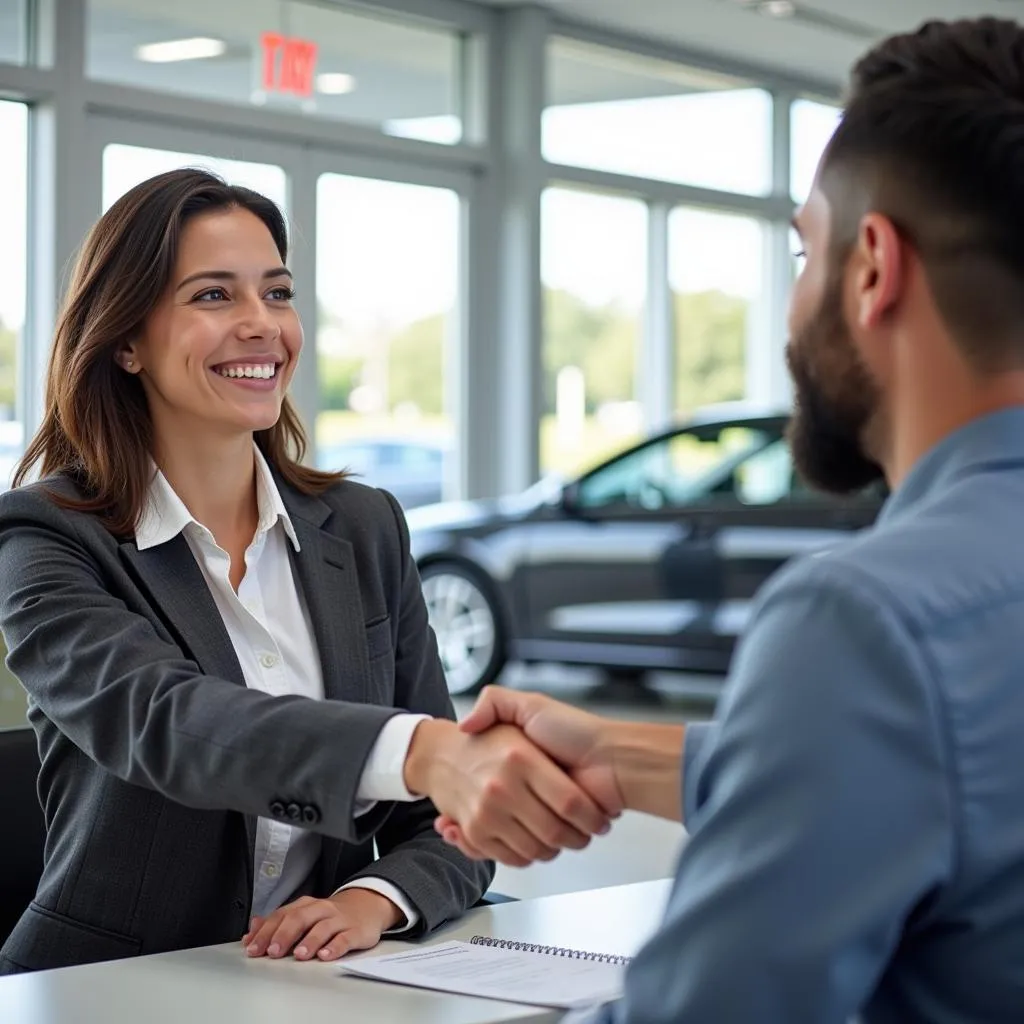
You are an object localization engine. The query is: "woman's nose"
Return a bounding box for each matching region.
[235,294,281,338]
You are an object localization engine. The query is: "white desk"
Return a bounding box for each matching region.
[1,879,672,1024]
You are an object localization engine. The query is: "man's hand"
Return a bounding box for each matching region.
[242,888,401,962]
[403,717,612,867]
[436,688,686,858]
[462,687,625,815]
[432,688,622,859]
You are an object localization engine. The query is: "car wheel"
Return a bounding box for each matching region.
[420,562,505,696]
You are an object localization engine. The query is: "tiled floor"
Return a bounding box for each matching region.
[452,664,718,901]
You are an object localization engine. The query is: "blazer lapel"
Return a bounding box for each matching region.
[282,486,373,896]
[118,535,258,873]
[287,515,372,705]
[119,535,245,686]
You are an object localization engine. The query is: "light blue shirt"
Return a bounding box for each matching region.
[594,408,1024,1023]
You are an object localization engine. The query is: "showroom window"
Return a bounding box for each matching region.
[315,173,459,508]
[0,100,28,490]
[669,208,766,416]
[0,98,28,730]
[102,143,288,211]
[541,187,647,477]
[86,0,466,143]
[0,0,29,64]
[791,98,842,204]
[544,36,772,195]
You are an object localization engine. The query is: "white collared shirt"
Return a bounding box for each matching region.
[135,446,425,931]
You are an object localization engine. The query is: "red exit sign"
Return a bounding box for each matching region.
[260,32,318,98]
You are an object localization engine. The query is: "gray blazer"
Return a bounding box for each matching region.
[0,473,492,974]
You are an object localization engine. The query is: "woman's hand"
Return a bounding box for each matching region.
[242,888,404,962]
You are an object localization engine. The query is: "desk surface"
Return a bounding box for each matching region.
[1,879,673,1024]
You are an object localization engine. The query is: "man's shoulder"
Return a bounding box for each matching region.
[765,481,1024,634]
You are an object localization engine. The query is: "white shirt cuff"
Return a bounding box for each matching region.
[355,713,431,804]
[333,878,420,934]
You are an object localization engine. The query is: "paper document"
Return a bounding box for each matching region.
[339,940,625,1009]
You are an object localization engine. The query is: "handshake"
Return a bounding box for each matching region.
[402,687,686,868]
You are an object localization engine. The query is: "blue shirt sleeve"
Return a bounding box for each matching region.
[608,561,956,1024]
[681,721,716,828]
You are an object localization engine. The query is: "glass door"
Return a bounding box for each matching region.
[309,151,472,507]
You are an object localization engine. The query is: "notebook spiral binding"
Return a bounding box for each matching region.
[470,935,631,966]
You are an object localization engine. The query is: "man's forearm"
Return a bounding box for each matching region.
[604,722,685,822]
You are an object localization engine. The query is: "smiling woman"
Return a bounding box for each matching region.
[14,172,322,541]
[0,168,541,975]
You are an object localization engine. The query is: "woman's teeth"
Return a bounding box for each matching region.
[217,364,277,379]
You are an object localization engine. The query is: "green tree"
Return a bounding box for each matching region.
[541,286,747,418]
[0,319,17,414]
[318,354,362,410]
[673,289,747,415]
[543,289,636,414]
[387,314,445,415]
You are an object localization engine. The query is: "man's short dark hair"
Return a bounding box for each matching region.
[820,18,1024,370]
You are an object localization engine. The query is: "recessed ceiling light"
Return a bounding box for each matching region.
[317,72,357,95]
[135,37,227,63]
[761,0,796,16]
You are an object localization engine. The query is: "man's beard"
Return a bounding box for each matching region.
[786,272,885,496]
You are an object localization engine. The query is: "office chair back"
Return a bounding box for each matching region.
[0,728,44,947]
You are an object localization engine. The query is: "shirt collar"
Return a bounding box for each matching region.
[134,444,301,553]
[880,406,1024,525]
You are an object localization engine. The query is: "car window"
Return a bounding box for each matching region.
[734,439,794,505]
[577,425,777,511]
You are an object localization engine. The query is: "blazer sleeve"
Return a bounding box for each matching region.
[337,489,494,934]
[0,487,399,844]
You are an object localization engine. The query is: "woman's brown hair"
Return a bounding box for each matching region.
[13,167,341,537]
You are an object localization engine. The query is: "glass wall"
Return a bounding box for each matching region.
[86,0,464,143]
[0,99,27,729]
[541,187,647,476]
[0,0,28,64]
[102,143,288,211]
[315,173,459,508]
[791,98,842,204]
[0,101,28,489]
[669,209,765,416]
[545,37,772,195]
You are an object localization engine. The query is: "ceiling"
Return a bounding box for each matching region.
[475,0,1024,91]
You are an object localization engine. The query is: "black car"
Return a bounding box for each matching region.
[406,407,884,695]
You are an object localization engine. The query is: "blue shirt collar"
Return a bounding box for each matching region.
[880,406,1024,525]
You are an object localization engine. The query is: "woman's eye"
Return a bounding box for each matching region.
[194,287,228,302]
[267,286,295,301]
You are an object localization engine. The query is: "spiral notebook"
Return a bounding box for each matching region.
[338,935,631,1009]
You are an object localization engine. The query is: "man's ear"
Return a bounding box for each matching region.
[852,212,904,330]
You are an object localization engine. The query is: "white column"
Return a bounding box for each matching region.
[24,0,92,437]
[747,89,796,410]
[639,201,674,431]
[469,4,548,497]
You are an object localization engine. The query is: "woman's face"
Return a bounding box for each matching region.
[124,206,302,449]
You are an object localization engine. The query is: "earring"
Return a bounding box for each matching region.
[126,360,134,368]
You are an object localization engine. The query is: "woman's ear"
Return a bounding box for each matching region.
[117,348,139,373]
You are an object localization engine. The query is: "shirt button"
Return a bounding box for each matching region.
[262,863,279,878]
[259,652,279,669]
